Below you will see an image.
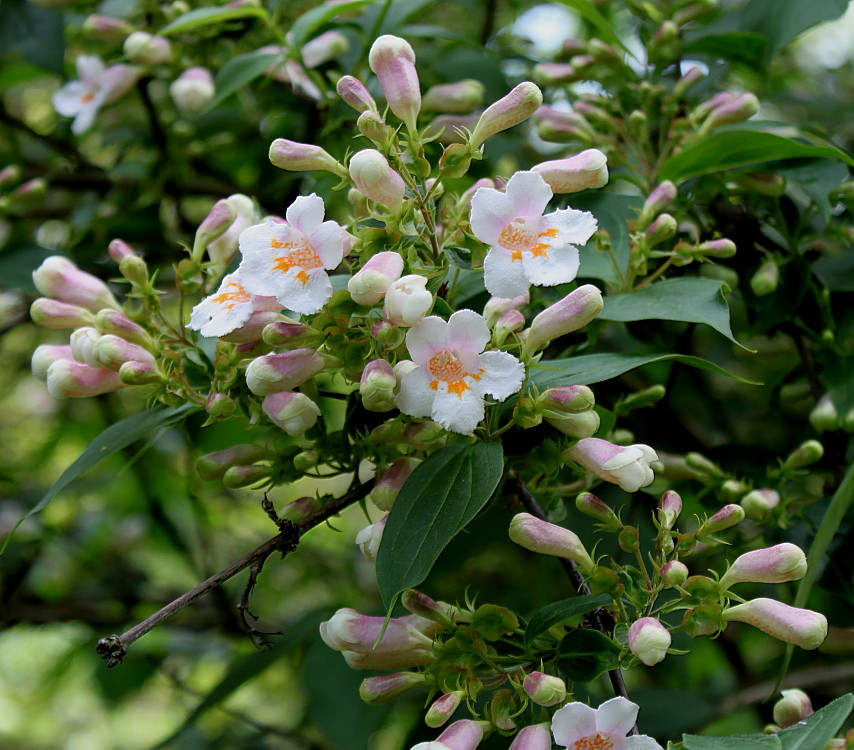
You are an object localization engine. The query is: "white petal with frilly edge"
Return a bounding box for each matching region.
[431,386,485,434]
[551,702,598,747]
[308,221,347,268]
[474,351,525,400]
[521,243,580,288]
[272,269,333,314]
[504,170,554,218]
[286,193,325,235]
[52,82,90,116]
[595,697,639,737]
[483,247,530,298]
[446,309,490,355]
[405,316,449,364]
[469,187,512,245]
[541,206,598,247]
[396,367,437,418]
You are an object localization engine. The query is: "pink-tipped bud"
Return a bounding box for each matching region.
[641,180,677,224]
[426,691,465,728]
[336,75,377,113]
[531,149,608,194]
[206,392,236,419]
[722,598,827,650]
[546,410,600,438]
[740,488,780,521]
[262,392,321,435]
[348,251,404,305]
[30,298,95,330]
[660,560,689,588]
[301,30,348,68]
[522,672,567,707]
[193,200,237,259]
[470,82,543,149]
[276,495,319,521]
[536,385,595,415]
[359,672,426,705]
[32,344,73,380]
[245,349,326,396]
[357,109,390,143]
[628,617,672,666]
[372,319,404,349]
[360,359,397,412]
[422,79,485,113]
[170,67,214,114]
[575,492,621,530]
[94,334,156,371]
[355,514,388,562]
[482,293,528,327]
[94,309,151,350]
[523,284,603,355]
[532,62,579,86]
[124,31,172,65]
[33,256,119,312]
[783,439,824,471]
[70,326,102,366]
[118,360,163,385]
[508,513,594,572]
[509,724,552,750]
[697,504,744,536]
[658,490,682,529]
[424,114,480,145]
[45,359,124,398]
[697,238,736,258]
[691,92,734,123]
[320,608,434,654]
[700,93,760,134]
[368,35,421,133]
[645,213,677,247]
[0,164,21,188]
[383,274,433,326]
[342,648,434,670]
[269,139,347,177]
[223,464,272,489]
[369,457,420,511]
[773,689,814,728]
[566,438,658,494]
[719,543,807,589]
[220,311,284,344]
[82,14,133,41]
[103,64,142,104]
[430,720,487,750]
[534,106,594,144]
[261,320,313,348]
[195,444,275,481]
[206,194,256,271]
[349,149,406,206]
[492,309,525,346]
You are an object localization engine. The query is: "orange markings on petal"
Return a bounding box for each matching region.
[573,733,615,750]
[80,93,96,103]
[446,380,470,397]
[510,250,523,262]
[428,350,480,397]
[540,227,560,239]
[212,283,251,311]
[429,379,439,390]
[295,269,310,285]
[271,236,324,275]
[529,243,550,258]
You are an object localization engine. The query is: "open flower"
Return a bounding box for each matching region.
[187,272,280,338]
[238,194,347,314]
[469,171,597,298]
[552,697,663,750]
[396,310,525,433]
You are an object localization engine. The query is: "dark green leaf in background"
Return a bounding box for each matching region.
[524,594,612,652]
[812,253,854,292]
[210,51,282,109]
[736,0,849,55]
[682,33,768,70]
[159,5,267,35]
[555,628,621,682]
[682,734,781,749]
[575,194,642,286]
[776,159,849,219]
[290,0,377,47]
[0,0,65,75]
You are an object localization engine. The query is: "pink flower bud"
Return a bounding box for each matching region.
[124,31,172,65]
[422,79,485,113]
[641,180,677,224]
[94,334,156,371]
[546,410,600,438]
[424,114,480,145]
[45,359,124,398]
[700,93,759,134]
[426,691,464,728]
[357,109,390,142]
[740,488,780,521]
[220,311,284,344]
[33,256,119,312]
[343,648,434,670]
[698,504,745,536]
[697,238,736,258]
[645,213,677,247]
[509,724,552,750]
[773,689,813,728]
[0,165,21,188]
[537,385,595,415]
[575,492,621,530]
[360,359,397,412]
[658,490,682,529]
[70,326,102,366]
[722,598,827,650]
[119,360,164,385]
[491,309,526,346]
[262,320,313,348]
[245,349,326,396]
[523,284,603,355]
[195,444,275,481]
[660,560,688,588]
[349,149,406,207]
[355,514,388,562]
[94,309,151,350]
[262,391,321,435]
[348,251,404,305]
[783,439,824,471]
[320,608,434,654]
[30,298,96,329]
[383,274,433,326]
[368,35,421,133]
[692,92,734,122]
[422,720,488,750]
[269,138,347,177]
[103,64,142,104]
[206,194,256,271]
[82,14,133,41]
[301,30,348,68]
[628,617,671,666]
[170,67,214,114]
[532,62,579,85]
[482,292,528,327]
[32,344,73,380]
[566,438,658,493]
[470,82,543,149]
[535,107,594,144]
[523,672,567,706]
[336,75,377,113]
[359,672,426,705]
[508,513,594,572]
[370,457,420,511]
[531,149,608,194]
[223,464,272,488]
[400,589,457,627]
[720,543,807,589]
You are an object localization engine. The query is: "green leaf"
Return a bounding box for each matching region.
[682,734,781,749]
[682,33,767,70]
[778,694,853,750]
[531,352,761,391]
[2,404,198,553]
[820,356,854,416]
[376,443,504,608]
[574,194,642,285]
[736,0,848,55]
[524,594,612,652]
[660,131,854,184]
[553,0,633,57]
[600,278,749,350]
[776,158,849,219]
[0,0,64,74]
[812,252,854,292]
[445,246,473,269]
[555,628,621,683]
[159,5,267,34]
[290,0,377,47]
[209,50,281,109]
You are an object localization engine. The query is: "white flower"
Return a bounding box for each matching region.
[552,697,663,750]
[52,55,110,135]
[396,310,525,434]
[469,171,597,298]
[187,272,279,338]
[238,194,347,314]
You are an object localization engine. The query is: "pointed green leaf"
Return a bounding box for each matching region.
[778,694,853,750]
[525,594,612,652]
[290,0,377,47]
[682,734,781,749]
[160,5,267,35]
[209,50,281,109]
[555,628,621,683]
[683,33,767,70]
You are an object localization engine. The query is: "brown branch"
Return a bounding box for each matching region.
[96,479,374,667]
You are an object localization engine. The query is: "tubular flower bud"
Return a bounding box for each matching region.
[45,359,124,398]
[783,439,824,470]
[566,438,658,494]
[124,31,172,65]
[359,672,427,705]
[640,180,677,225]
[262,392,321,436]
[355,515,388,562]
[697,504,744,536]
[206,194,256,271]
[196,444,275,481]
[349,149,406,206]
[750,260,779,297]
[483,293,529,327]
[719,543,807,589]
[534,107,595,144]
[94,309,152,350]
[357,110,390,143]
[492,309,525,346]
[699,93,760,135]
[277,495,319,521]
[628,618,671,666]
[575,492,621,530]
[660,560,689,588]
[33,256,119,312]
[691,92,734,123]
[531,149,609,194]
[70,326,101,366]
[547,409,600,438]
[348,251,404,305]
[532,62,579,86]
[223,465,272,488]
[336,74,377,113]
[94,334,156,371]
[384,274,433,326]
[220,311,284,344]
[301,30,348,68]
[773,689,813,728]
[425,114,480,145]
[508,513,595,573]
[262,320,313,348]
[269,138,347,178]
[119,360,163,385]
[360,359,397,412]
[722,598,827,650]
[658,490,682,530]
[82,14,133,41]
[740,488,780,521]
[31,298,95,330]
[697,238,736,258]
[645,213,677,247]
[320,608,434,654]
[245,349,326,396]
[370,457,420,511]
[411,720,487,750]
[470,82,543,149]
[170,67,214,114]
[400,589,457,627]
[509,724,552,750]
[206,392,236,419]
[422,79,485,113]
[523,672,567,707]
[537,385,595,415]
[523,284,603,355]
[368,35,421,133]
[32,344,73,380]
[343,648,433,670]
[426,691,465,728]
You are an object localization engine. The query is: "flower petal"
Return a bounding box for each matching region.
[521,242,580,288]
[396,367,436,418]
[504,171,553,218]
[483,247,530,298]
[475,351,525,401]
[431,384,485,433]
[595,697,639,737]
[71,103,101,135]
[447,309,490,355]
[405,316,449,365]
[286,193,325,235]
[308,221,346,269]
[238,221,297,296]
[274,269,332,314]
[551,702,598,747]
[76,55,106,87]
[469,187,512,245]
[542,206,598,247]
[624,735,664,750]
[52,82,88,116]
